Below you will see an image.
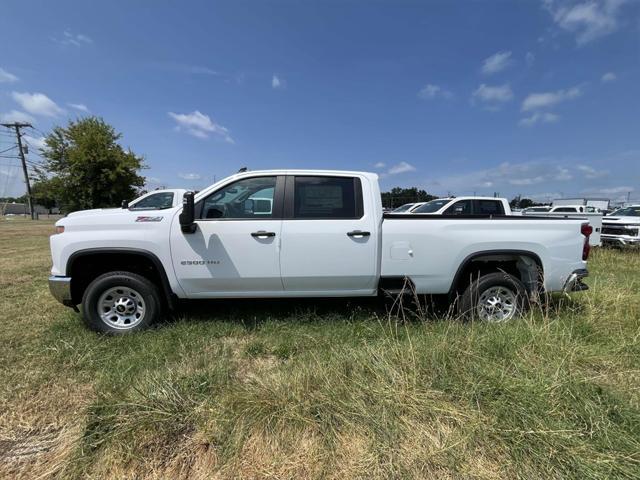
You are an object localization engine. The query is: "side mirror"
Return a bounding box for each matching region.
[121,200,129,209]
[179,192,197,233]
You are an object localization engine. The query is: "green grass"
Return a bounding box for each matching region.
[1,217,639,479]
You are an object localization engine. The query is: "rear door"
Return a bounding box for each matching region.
[279,175,378,295]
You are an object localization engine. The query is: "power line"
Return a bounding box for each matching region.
[0,145,17,154]
[1,122,35,219]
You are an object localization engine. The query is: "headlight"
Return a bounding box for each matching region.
[55,226,65,234]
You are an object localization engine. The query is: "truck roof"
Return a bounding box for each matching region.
[193,169,380,201]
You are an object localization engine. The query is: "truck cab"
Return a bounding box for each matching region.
[410,197,511,216]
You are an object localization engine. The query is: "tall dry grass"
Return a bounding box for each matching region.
[1,217,638,479]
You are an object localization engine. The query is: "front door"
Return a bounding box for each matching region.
[170,175,284,297]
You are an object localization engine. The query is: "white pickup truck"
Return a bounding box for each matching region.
[522,205,603,247]
[601,205,640,247]
[409,197,511,216]
[49,170,592,333]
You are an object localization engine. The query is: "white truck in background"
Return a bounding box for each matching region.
[49,170,592,333]
[65,189,188,219]
[522,205,603,247]
[405,197,511,216]
[601,205,640,247]
[552,198,610,213]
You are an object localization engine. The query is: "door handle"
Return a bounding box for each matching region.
[347,230,370,237]
[251,230,276,237]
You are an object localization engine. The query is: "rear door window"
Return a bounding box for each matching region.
[292,176,362,219]
[475,200,505,215]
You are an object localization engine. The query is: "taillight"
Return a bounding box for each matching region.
[581,223,592,260]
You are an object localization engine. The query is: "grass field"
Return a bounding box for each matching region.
[1,217,639,479]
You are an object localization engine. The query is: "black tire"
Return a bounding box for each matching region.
[81,271,162,334]
[458,272,528,322]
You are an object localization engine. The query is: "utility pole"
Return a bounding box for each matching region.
[1,122,34,219]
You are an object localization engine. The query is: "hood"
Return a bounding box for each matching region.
[67,207,122,217]
[603,216,640,225]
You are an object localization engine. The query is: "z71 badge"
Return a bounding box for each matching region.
[136,216,163,222]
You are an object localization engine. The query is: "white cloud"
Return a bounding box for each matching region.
[577,164,608,178]
[418,84,453,100]
[521,85,582,111]
[11,92,64,117]
[432,161,576,194]
[178,173,202,180]
[519,112,560,126]
[168,110,234,143]
[543,0,630,45]
[0,67,18,83]
[525,52,536,67]
[581,185,634,202]
[481,51,513,75]
[472,84,514,107]
[387,162,416,175]
[68,103,90,113]
[23,135,47,150]
[601,71,616,82]
[0,110,36,124]
[373,162,386,169]
[54,30,93,47]
[272,74,282,89]
[586,185,632,195]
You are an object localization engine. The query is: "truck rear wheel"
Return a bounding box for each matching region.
[81,271,162,333]
[458,272,527,322]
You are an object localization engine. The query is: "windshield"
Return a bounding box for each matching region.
[130,192,174,210]
[413,199,451,213]
[392,203,415,213]
[610,206,640,217]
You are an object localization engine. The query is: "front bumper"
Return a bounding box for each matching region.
[48,276,75,307]
[563,269,589,293]
[601,234,640,248]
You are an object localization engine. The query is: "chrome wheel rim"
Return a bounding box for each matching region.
[98,286,146,329]
[477,286,517,322]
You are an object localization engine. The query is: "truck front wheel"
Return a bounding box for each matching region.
[81,271,162,333]
[458,272,528,322]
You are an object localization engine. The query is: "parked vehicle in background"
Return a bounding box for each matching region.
[128,189,188,210]
[601,205,640,247]
[522,205,602,247]
[553,197,610,214]
[549,205,600,214]
[49,169,592,333]
[521,206,551,214]
[65,189,188,218]
[391,202,425,213]
[410,197,511,216]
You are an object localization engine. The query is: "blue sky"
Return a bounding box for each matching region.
[1,0,639,203]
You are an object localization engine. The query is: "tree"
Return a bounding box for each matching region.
[40,117,145,212]
[509,196,539,209]
[381,187,437,209]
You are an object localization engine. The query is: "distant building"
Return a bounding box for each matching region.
[1,202,59,215]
